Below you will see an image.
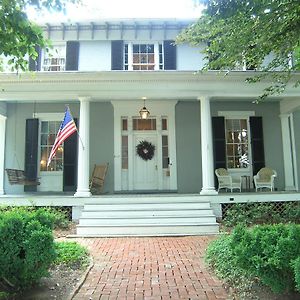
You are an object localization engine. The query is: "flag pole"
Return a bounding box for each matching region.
[66,105,85,150]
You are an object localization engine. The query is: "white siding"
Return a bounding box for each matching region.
[79,41,111,71]
[177,43,206,71]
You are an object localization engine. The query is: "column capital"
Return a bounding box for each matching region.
[78,96,92,102]
[279,113,291,119]
[197,96,211,102]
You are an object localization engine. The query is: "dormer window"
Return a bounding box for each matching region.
[42,44,66,72]
[124,42,164,70]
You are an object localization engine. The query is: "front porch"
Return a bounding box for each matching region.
[1,192,299,236]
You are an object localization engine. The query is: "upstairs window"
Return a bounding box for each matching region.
[42,44,66,71]
[124,42,164,70]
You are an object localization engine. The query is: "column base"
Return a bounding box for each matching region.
[74,190,92,197]
[285,186,297,191]
[200,187,218,195]
[0,190,4,195]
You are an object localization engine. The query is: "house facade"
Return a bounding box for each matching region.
[0,18,300,197]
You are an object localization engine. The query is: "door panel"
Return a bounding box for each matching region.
[133,135,158,190]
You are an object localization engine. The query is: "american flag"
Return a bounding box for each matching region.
[47,107,77,167]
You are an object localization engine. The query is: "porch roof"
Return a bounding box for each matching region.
[0,71,299,103]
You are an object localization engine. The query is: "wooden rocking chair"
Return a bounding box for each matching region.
[5,169,40,186]
[89,163,108,194]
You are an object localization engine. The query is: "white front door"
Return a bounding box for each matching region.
[133,134,158,190]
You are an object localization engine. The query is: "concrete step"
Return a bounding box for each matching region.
[76,224,219,237]
[76,199,219,237]
[86,195,206,204]
[80,209,214,218]
[84,202,211,211]
[78,216,217,226]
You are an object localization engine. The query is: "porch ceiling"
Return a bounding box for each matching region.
[0,71,299,102]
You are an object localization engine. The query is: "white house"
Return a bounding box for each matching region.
[0,18,299,235]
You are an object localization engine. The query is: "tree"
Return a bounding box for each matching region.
[0,0,78,71]
[177,0,300,101]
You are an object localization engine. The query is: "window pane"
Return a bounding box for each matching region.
[122,119,128,131]
[162,118,168,130]
[133,119,156,130]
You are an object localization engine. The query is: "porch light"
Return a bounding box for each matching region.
[139,97,150,119]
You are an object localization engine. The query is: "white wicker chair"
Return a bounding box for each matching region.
[215,168,242,192]
[253,167,277,192]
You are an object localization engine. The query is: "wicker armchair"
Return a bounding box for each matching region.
[253,167,277,192]
[215,168,242,192]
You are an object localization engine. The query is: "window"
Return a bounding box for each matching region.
[133,118,156,130]
[42,44,66,71]
[225,119,249,169]
[121,118,128,169]
[40,121,63,171]
[124,42,163,70]
[162,135,169,169]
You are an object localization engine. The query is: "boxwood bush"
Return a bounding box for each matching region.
[231,224,300,293]
[0,208,57,289]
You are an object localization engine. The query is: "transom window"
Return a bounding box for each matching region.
[133,118,156,130]
[42,44,66,71]
[225,119,249,169]
[124,42,164,70]
[40,121,63,171]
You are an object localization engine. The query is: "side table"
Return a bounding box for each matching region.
[241,175,251,192]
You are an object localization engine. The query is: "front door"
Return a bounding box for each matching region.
[133,134,158,190]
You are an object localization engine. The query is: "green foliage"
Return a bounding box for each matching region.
[222,202,300,228]
[0,209,57,289]
[292,257,300,292]
[0,0,78,71]
[54,241,89,268]
[177,0,300,101]
[205,234,256,298]
[231,224,300,293]
[0,206,70,229]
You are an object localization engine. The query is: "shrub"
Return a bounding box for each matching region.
[292,257,300,292]
[0,209,57,289]
[205,234,256,298]
[231,224,300,293]
[55,241,89,268]
[0,206,70,229]
[222,202,300,228]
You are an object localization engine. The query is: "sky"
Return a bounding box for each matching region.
[28,0,203,22]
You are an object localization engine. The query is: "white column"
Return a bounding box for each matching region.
[199,96,217,195]
[280,114,296,191]
[0,115,6,195]
[74,97,92,197]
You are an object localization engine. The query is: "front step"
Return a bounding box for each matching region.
[76,196,219,237]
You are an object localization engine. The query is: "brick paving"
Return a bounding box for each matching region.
[73,236,228,300]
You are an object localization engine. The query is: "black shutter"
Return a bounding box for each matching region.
[111,40,124,70]
[212,117,226,187]
[63,118,78,191]
[65,41,79,71]
[24,119,39,192]
[164,40,177,70]
[29,46,41,71]
[250,116,265,175]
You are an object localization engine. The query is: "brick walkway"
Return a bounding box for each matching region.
[73,236,228,300]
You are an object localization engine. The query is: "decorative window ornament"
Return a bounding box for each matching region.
[136,140,155,161]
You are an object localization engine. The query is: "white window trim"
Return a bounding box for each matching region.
[124,41,162,71]
[218,110,255,175]
[41,42,66,72]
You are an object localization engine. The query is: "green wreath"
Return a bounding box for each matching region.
[136,140,155,161]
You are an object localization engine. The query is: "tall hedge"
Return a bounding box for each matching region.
[231,224,300,293]
[0,208,57,289]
